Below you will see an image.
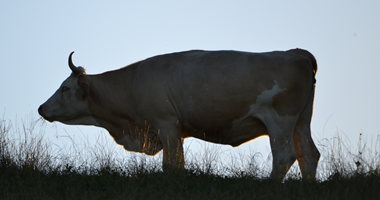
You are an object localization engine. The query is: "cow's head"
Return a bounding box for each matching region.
[38,52,96,125]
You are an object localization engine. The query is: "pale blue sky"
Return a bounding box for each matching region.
[1,1,379,172]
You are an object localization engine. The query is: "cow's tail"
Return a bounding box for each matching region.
[286,48,317,84]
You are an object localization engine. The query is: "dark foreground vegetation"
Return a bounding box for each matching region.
[1,117,380,200]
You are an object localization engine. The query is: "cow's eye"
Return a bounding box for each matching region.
[61,86,70,92]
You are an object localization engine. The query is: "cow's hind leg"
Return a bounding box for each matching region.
[293,121,320,180]
[293,87,321,180]
[267,122,298,181]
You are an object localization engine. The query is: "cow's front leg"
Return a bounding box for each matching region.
[158,123,184,169]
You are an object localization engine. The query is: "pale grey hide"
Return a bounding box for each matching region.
[38,49,320,180]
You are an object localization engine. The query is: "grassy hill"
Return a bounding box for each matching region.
[1,117,379,200]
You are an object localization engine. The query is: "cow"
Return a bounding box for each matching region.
[38,49,320,180]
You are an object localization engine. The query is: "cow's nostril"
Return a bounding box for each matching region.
[38,105,44,115]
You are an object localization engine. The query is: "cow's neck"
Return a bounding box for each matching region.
[86,68,137,137]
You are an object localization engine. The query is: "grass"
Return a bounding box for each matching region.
[1,116,380,200]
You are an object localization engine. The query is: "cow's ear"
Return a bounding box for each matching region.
[76,75,89,100]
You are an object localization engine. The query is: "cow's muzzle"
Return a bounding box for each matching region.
[38,105,53,122]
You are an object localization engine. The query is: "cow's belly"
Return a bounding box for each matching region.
[182,116,268,147]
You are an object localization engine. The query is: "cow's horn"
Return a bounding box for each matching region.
[68,51,82,75]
